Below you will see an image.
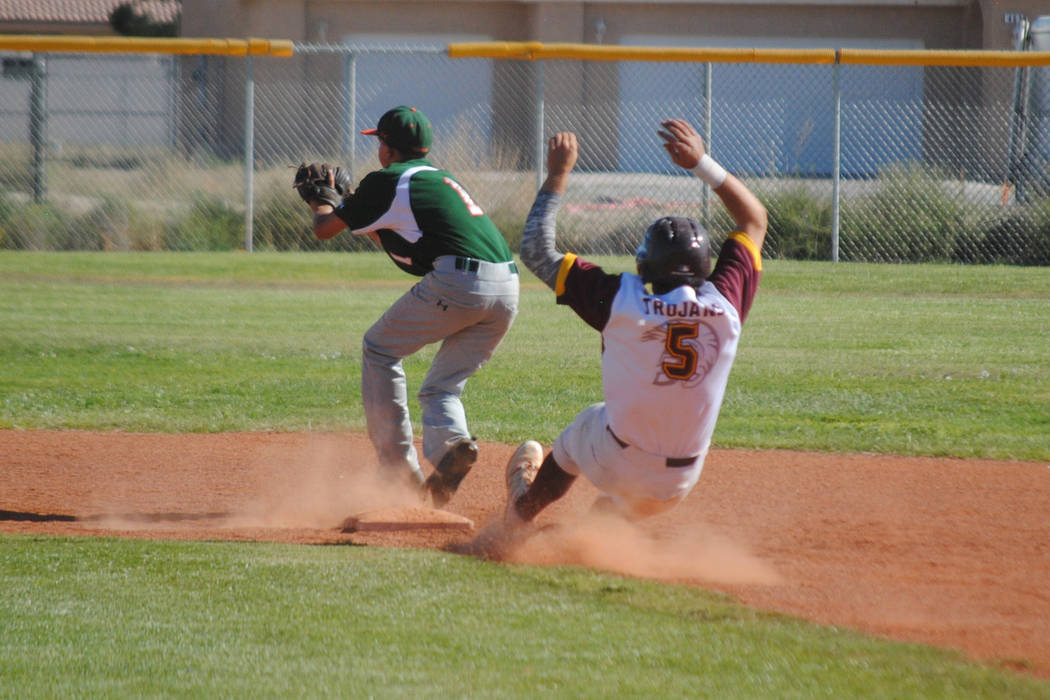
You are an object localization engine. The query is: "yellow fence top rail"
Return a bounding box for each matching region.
[449,41,1050,67]
[0,35,293,57]
[449,42,836,64]
[837,48,1050,67]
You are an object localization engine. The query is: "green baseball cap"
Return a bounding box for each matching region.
[361,105,433,155]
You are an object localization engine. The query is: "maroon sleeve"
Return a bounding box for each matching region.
[555,255,623,332]
[708,234,762,322]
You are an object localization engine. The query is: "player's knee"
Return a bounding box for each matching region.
[361,336,400,366]
[417,383,461,402]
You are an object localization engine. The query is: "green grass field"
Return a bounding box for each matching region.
[3,538,1048,698]
[2,251,1049,697]
[1,252,1047,459]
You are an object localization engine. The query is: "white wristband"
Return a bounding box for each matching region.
[691,154,728,188]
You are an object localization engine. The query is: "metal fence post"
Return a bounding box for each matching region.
[703,62,713,230]
[243,55,255,252]
[29,54,47,204]
[535,60,545,191]
[344,51,356,177]
[167,55,178,150]
[831,59,842,263]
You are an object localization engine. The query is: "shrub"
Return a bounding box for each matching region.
[841,163,966,263]
[960,197,1050,266]
[486,205,526,254]
[252,185,382,253]
[0,145,31,192]
[559,207,656,256]
[254,185,321,251]
[0,192,12,247]
[761,186,832,260]
[0,201,93,250]
[1018,197,1050,265]
[72,196,165,251]
[163,194,243,251]
[550,198,750,258]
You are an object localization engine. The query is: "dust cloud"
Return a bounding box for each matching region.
[244,436,420,529]
[85,433,419,532]
[507,512,782,586]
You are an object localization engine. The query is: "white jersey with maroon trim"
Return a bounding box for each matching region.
[602,273,741,459]
[553,232,762,463]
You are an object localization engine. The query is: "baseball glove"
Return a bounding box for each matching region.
[292,162,351,207]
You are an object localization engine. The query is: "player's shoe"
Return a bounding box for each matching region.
[504,440,543,523]
[424,436,479,509]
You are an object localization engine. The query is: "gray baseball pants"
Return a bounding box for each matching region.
[361,255,519,485]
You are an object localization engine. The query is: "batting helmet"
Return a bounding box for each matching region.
[635,216,712,294]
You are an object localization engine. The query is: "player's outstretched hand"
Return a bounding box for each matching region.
[547,132,578,177]
[658,119,706,170]
[541,132,578,196]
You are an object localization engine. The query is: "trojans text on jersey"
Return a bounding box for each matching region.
[640,296,725,319]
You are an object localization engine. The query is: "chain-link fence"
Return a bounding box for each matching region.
[2,41,1049,264]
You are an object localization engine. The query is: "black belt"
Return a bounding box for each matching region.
[606,425,698,468]
[454,256,518,274]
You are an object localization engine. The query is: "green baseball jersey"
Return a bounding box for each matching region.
[335,159,513,276]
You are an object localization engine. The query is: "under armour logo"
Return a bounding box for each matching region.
[435,299,448,311]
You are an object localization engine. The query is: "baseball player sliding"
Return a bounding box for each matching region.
[294,106,519,507]
[504,119,767,528]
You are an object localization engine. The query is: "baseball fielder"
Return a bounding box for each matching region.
[504,119,767,525]
[295,106,520,507]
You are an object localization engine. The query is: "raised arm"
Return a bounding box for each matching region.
[520,132,579,290]
[658,119,767,251]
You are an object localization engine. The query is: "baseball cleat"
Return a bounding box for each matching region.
[424,436,479,508]
[504,440,543,522]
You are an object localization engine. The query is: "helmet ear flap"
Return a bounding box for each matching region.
[636,216,711,292]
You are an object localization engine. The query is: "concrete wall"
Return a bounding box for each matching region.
[183,0,995,48]
[175,0,1050,173]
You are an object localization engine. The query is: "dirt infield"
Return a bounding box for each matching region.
[3,429,1049,679]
